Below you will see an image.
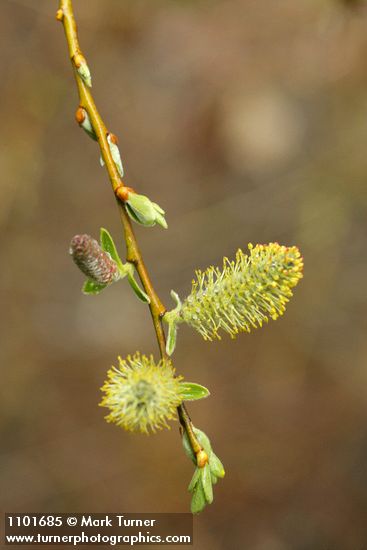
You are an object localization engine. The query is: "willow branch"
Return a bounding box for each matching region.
[57,0,201,456]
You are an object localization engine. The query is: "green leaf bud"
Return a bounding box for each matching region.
[74,53,92,87]
[125,192,167,229]
[183,426,225,514]
[75,107,97,141]
[100,133,124,178]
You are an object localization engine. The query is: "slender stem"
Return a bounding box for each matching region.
[58,0,201,457]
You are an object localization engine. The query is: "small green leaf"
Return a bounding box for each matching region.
[154,211,168,229]
[190,479,207,514]
[209,452,225,479]
[126,268,150,303]
[170,290,182,311]
[84,127,97,141]
[126,194,156,226]
[211,472,218,485]
[183,426,225,514]
[82,279,107,295]
[100,228,123,268]
[188,467,201,493]
[180,382,210,401]
[193,428,212,455]
[166,321,177,356]
[151,202,165,215]
[201,463,213,504]
[182,431,196,464]
[125,202,146,225]
[125,193,167,228]
[107,134,124,178]
[76,60,92,87]
[164,291,184,356]
[78,109,97,141]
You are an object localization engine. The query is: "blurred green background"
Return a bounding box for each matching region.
[1,0,367,548]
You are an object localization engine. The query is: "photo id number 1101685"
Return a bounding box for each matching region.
[7,516,63,528]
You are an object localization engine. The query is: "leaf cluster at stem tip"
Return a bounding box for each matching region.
[182,427,225,514]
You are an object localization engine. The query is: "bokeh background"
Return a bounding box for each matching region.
[1,0,367,548]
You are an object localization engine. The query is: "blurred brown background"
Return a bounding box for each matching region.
[1,0,367,548]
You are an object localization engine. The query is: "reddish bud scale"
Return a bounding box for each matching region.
[115,186,134,202]
[75,107,85,125]
[108,132,118,144]
[73,53,86,69]
[70,234,119,285]
[197,450,209,468]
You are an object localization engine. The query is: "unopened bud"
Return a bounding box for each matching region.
[125,192,167,229]
[100,133,124,178]
[73,54,92,87]
[75,107,97,141]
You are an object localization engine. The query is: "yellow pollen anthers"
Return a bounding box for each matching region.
[100,352,184,434]
[181,243,303,341]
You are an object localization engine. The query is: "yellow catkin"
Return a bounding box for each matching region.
[181,243,303,341]
[100,353,183,434]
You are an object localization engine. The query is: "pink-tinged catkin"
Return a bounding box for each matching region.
[69,234,120,285]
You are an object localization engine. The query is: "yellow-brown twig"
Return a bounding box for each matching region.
[58,0,201,457]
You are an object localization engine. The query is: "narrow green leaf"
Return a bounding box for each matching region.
[182,431,196,464]
[193,428,212,455]
[211,472,218,485]
[107,135,124,178]
[126,194,156,226]
[127,271,150,303]
[82,279,107,295]
[209,452,225,479]
[180,382,210,401]
[151,202,165,215]
[100,228,123,268]
[188,467,201,493]
[154,211,168,229]
[202,463,213,504]
[166,321,177,356]
[125,203,146,225]
[76,61,92,87]
[170,290,182,310]
[190,479,207,514]
[84,127,97,141]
